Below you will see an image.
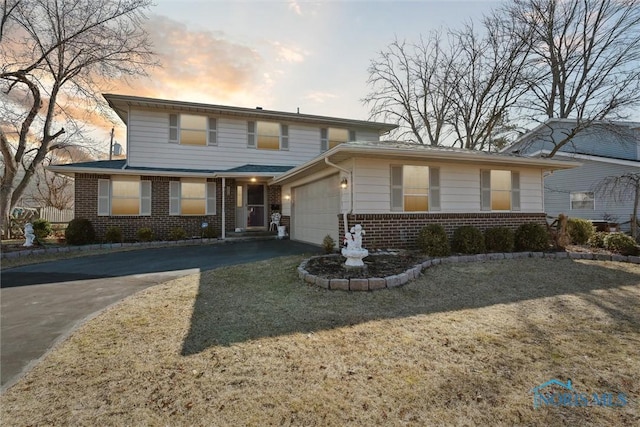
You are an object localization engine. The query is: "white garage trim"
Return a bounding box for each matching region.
[292,174,340,246]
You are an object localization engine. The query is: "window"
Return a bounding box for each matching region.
[97,176,151,216]
[321,127,355,151]
[390,165,440,211]
[247,121,287,150]
[168,114,216,146]
[570,192,595,210]
[169,178,216,215]
[480,170,520,211]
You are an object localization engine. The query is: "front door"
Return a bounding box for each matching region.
[236,183,266,229]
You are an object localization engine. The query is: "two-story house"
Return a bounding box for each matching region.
[503,119,640,231]
[50,94,576,248]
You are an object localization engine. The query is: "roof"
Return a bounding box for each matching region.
[271,140,579,186]
[103,93,398,134]
[47,161,295,178]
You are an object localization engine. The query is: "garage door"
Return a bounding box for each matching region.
[292,174,340,246]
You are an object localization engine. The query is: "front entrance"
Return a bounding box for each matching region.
[236,183,266,229]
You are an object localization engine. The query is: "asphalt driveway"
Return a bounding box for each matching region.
[1,239,321,390]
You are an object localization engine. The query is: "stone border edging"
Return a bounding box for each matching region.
[298,251,639,291]
[0,235,279,260]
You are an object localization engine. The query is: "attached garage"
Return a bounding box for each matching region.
[292,174,340,245]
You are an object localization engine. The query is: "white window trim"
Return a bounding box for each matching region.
[390,165,440,212]
[169,114,216,146]
[169,179,217,216]
[570,191,595,210]
[97,177,151,216]
[480,170,520,212]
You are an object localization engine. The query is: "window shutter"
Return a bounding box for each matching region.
[348,130,356,142]
[141,180,152,216]
[169,181,180,215]
[281,124,289,150]
[391,166,403,211]
[208,117,217,146]
[247,121,256,148]
[429,167,441,211]
[98,179,110,216]
[320,128,328,152]
[206,182,216,215]
[169,114,179,143]
[480,170,491,211]
[511,171,520,211]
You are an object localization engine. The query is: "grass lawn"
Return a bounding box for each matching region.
[1,256,639,425]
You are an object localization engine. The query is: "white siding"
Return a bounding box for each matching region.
[126,108,384,170]
[351,158,544,213]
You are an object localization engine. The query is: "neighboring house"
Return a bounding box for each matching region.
[502,119,640,231]
[49,94,576,248]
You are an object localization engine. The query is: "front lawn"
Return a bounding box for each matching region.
[1,257,638,425]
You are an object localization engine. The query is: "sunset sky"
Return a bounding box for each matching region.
[104,0,498,146]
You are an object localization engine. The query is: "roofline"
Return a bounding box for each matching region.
[528,150,640,167]
[103,93,398,133]
[271,143,578,185]
[46,164,286,179]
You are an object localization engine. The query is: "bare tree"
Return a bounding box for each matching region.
[594,173,640,239]
[445,19,532,150]
[0,0,156,237]
[504,0,640,156]
[363,33,456,146]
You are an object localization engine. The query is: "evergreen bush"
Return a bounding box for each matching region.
[322,234,336,254]
[604,233,639,256]
[137,227,154,242]
[104,226,123,243]
[65,218,96,245]
[587,231,607,248]
[416,224,450,257]
[514,223,550,252]
[451,226,485,254]
[32,218,52,240]
[567,218,595,245]
[484,227,515,253]
[168,227,187,241]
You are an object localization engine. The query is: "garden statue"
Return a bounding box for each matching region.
[23,222,35,247]
[342,224,368,267]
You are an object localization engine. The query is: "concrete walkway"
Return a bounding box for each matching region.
[1,239,320,390]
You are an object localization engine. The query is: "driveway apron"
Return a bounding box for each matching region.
[1,240,320,390]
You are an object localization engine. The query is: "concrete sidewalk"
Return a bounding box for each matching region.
[1,239,320,390]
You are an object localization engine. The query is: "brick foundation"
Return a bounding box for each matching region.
[75,174,281,242]
[343,212,548,250]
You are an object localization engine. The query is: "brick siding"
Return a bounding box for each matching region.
[343,212,548,250]
[75,174,281,242]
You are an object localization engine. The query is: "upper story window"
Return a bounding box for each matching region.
[390,165,440,212]
[169,114,217,146]
[480,170,520,211]
[169,178,216,216]
[98,176,151,216]
[570,191,595,210]
[247,121,289,150]
[321,128,356,152]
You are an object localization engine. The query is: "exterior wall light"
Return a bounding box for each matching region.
[340,177,348,189]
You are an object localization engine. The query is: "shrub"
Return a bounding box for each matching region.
[322,234,336,254]
[104,226,123,243]
[32,218,52,240]
[202,225,218,239]
[567,218,595,245]
[417,224,450,257]
[587,231,607,248]
[604,233,639,256]
[514,223,550,252]
[451,226,485,254]
[168,227,187,241]
[65,218,96,245]
[485,227,515,253]
[137,227,154,242]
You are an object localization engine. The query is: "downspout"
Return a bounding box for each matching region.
[324,157,352,237]
[221,177,226,239]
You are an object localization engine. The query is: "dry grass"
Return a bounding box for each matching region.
[1,257,639,426]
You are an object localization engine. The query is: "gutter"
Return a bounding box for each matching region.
[324,157,352,238]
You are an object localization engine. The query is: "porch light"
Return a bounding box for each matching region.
[251,177,257,182]
[340,177,348,189]
[284,194,291,200]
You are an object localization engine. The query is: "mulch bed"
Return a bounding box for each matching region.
[303,252,425,279]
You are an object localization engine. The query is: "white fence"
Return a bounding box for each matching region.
[39,207,74,224]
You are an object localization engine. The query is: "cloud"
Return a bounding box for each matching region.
[288,1,302,16]
[304,91,338,104]
[272,42,308,63]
